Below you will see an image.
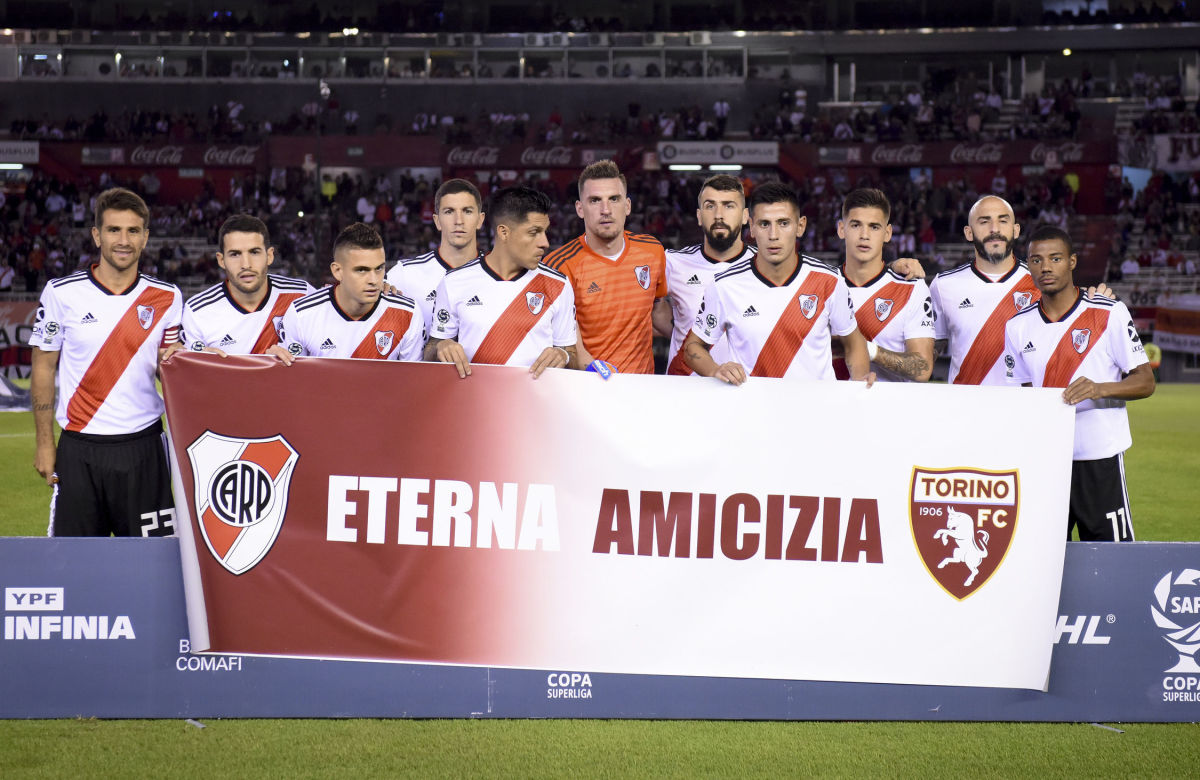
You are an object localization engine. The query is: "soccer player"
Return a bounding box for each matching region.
[385,178,485,334]
[425,186,576,379]
[30,187,182,537]
[1003,225,1154,541]
[181,214,314,354]
[543,160,667,374]
[269,222,424,363]
[838,188,935,382]
[929,195,1035,385]
[682,181,874,385]
[658,174,756,376]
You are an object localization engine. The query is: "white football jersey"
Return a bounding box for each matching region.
[182,274,314,354]
[278,287,424,360]
[1004,294,1148,460]
[31,268,182,435]
[431,259,576,367]
[386,250,481,337]
[930,261,1040,386]
[664,242,756,375]
[845,266,935,382]
[692,256,857,380]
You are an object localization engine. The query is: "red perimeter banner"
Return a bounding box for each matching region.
[163,354,1074,689]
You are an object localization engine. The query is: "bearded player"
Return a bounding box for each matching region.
[1004,225,1154,541]
[682,181,874,385]
[657,174,755,376]
[181,214,313,354]
[270,222,424,363]
[425,186,576,379]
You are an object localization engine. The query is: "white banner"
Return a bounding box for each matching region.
[657,141,779,165]
[166,357,1074,690]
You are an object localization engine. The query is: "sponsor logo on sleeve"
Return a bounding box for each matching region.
[910,467,1018,600]
[186,432,299,575]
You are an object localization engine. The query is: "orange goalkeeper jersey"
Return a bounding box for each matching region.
[544,231,668,374]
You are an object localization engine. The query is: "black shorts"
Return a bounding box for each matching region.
[50,421,176,538]
[1068,453,1134,542]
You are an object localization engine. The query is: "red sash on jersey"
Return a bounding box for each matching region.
[472,274,566,365]
[751,274,839,378]
[855,281,915,341]
[249,293,304,354]
[350,307,414,359]
[1041,307,1110,388]
[953,275,1039,385]
[64,287,175,432]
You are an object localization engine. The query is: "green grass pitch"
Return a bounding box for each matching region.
[1,383,1198,774]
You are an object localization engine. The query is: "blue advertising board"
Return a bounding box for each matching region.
[1,538,1198,720]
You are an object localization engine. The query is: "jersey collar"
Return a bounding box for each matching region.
[480,254,529,282]
[87,264,139,295]
[970,259,1021,284]
[841,262,888,288]
[1038,289,1082,323]
[329,284,381,322]
[223,277,272,314]
[751,256,802,288]
[701,241,746,265]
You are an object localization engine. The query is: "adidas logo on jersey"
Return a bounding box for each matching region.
[218,334,237,347]
[1022,341,1036,353]
[959,298,974,309]
[742,305,760,317]
[587,282,602,294]
[686,274,702,285]
[425,290,437,301]
[320,338,337,351]
[80,312,98,324]
[466,295,483,306]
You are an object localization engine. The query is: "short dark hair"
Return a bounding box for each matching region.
[747,180,800,216]
[841,188,891,221]
[434,178,482,211]
[94,188,149,229]
[698,174,744,205]
[217,214,270,254]
[332,222,384,255]
[578,159,627,196]
[1026,224,1074,257]
[489,186,552,227]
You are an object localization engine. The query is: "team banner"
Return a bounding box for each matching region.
[1156,305,1200,355]
[162,355,1074,690]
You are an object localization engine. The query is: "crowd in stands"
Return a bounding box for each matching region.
[7,1,1194,34]
[8,156,1184,299]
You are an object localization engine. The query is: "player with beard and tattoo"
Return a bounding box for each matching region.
[656,174,756,375]
[930,195,1110,385]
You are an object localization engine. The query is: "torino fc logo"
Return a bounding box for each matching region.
[186,432,299,575]
[910,467,1019,600]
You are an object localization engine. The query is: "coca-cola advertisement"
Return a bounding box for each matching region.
[77,143,261,168]
[805,140,1114,168]
[444,144,592,169]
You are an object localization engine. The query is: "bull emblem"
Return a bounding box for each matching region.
[933,506,990,587]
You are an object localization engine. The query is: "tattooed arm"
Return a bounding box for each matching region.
[872,337,934,382]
